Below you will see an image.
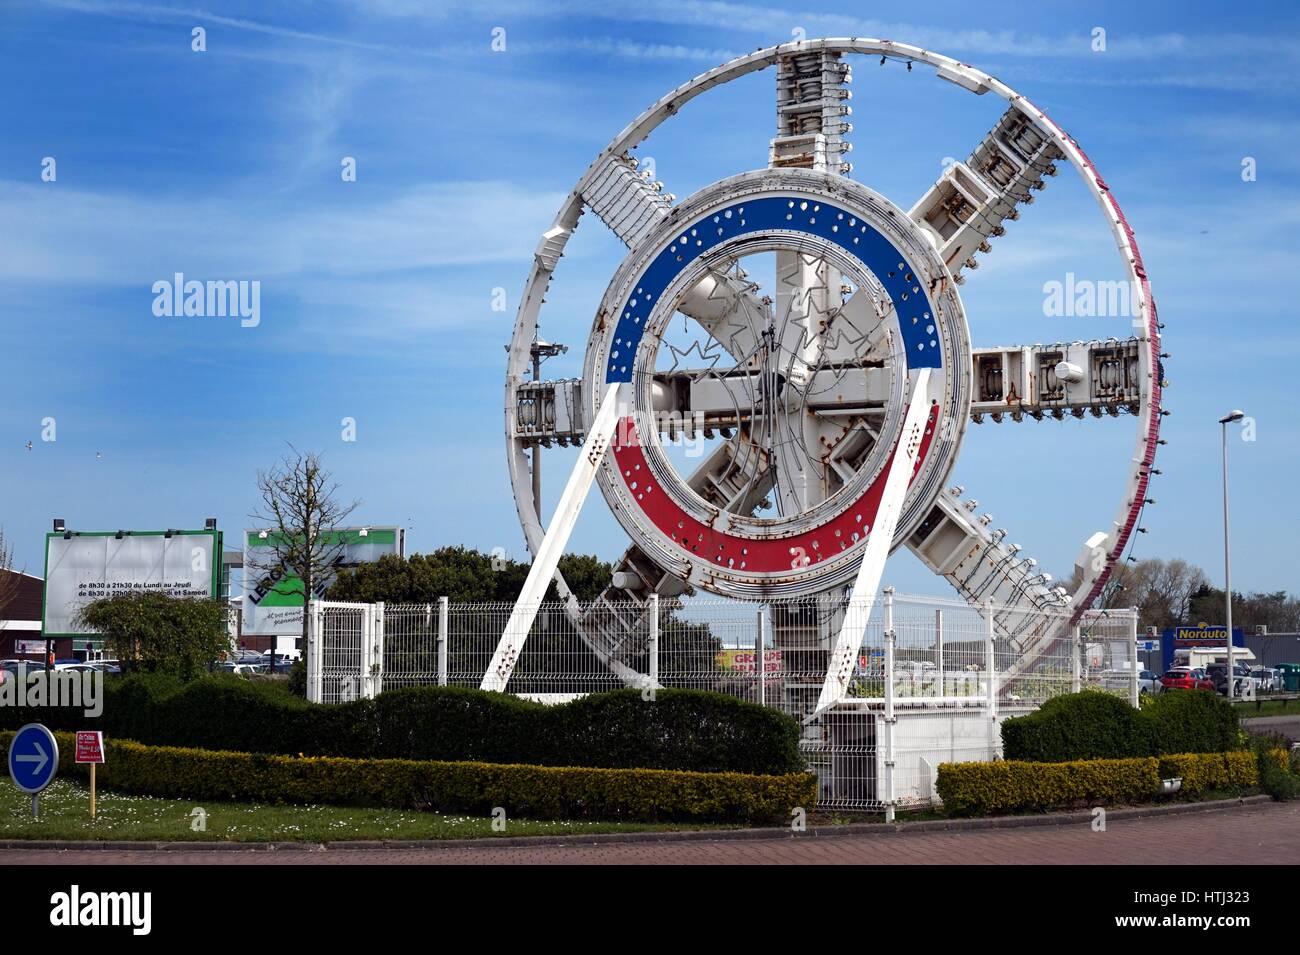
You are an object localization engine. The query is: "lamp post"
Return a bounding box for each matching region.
[529,339,568,511]
[1219,410,1245,700]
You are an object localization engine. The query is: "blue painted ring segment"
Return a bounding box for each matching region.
[606,194,943,384]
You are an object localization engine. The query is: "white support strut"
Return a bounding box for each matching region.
[482,381,624,692]
[816,367,933,714]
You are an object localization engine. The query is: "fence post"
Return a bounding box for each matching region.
[755,607,766,706]
[883,587,896,823]
[437,597,449,687]
[307,599,322,703]
[984,598,997,757]
[1129,608,1140,708]
[935,608,944,697]
[1071,623,1082,693]
[357,603,372,702]
[372,601,384,699]
[647,593,659,691]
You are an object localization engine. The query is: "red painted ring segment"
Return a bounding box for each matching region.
[610,404,941,574]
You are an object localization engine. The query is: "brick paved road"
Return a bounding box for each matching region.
[3,802,1296,864]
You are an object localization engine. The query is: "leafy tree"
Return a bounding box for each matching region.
[1188,585,1300,634]
[76,592,228,679]
[326,547,613,603]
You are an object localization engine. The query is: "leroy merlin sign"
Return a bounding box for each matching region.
[242,527,403,636]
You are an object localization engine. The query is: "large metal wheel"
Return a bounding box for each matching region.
[501,37,1162,686]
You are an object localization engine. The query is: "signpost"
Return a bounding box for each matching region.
[8,723,59,819]
[76,730,105,817]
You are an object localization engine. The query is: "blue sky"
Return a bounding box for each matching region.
[1,0,1296,600]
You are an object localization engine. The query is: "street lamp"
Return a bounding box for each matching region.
[1219,409,1245,700]
[528,338,568,510]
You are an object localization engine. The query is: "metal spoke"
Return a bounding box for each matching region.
[969,338,1144,423]
[908,106,1063,282]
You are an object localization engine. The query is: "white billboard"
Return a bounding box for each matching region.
[242,526,404,637]
[43,530,222,636]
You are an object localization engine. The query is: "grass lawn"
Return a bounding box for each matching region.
[0,779,723,843]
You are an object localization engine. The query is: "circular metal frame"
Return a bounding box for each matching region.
[581,170,968,599]
[505,37,1161,620]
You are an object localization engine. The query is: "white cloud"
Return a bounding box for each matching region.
[0,180,566,285]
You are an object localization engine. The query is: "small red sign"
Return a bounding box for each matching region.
[75,731,105,764]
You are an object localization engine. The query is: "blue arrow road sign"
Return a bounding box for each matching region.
[8,723,59,794]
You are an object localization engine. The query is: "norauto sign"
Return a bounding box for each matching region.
[1170,625,1241,646]
[1159,625,1244,670]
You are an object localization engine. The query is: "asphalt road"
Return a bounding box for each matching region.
[1242,715,1300,742]
[4,801,1296,865]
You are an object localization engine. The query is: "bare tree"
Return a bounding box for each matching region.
[0,526,19,625]
[249,448,359,673]
[1067,556,1213,631]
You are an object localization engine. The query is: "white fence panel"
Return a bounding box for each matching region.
[305,593,1140,814]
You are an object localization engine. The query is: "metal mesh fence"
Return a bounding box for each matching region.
[314,602,368,705]
[381,603,442,691]
[308,593,1138,813]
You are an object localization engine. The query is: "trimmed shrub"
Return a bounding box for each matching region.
[8,731,816,824]
[1246,732,1298,801]
[542,689,804,775]
[1001,689,1239,763]
[1001,692,1153,762]
[938,748,1291,816]
[1156,751,1259,796]
[1142,691,1239,755]
[936,757,1160,816]
[0,676,804,775]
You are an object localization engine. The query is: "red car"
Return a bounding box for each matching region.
[1159,667,1214,692]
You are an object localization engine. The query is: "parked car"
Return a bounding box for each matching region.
[1206,663,1256,696]
[1098,669,1161,694]
[0,660,43,683]
[1159,667,1215,692]
[261,650,300,670]
[214,662,264,677]
[1250,667,1280,692]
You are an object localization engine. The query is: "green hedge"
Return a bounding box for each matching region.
[936,749,1287,816]
[1001,690,1240,763]
[1001,692,1152,762]
[0,676,804,775]
[5,731,815,824]
[1157,751,1259,797]
[1143,691,1241,755]
[936,757,1161,816]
